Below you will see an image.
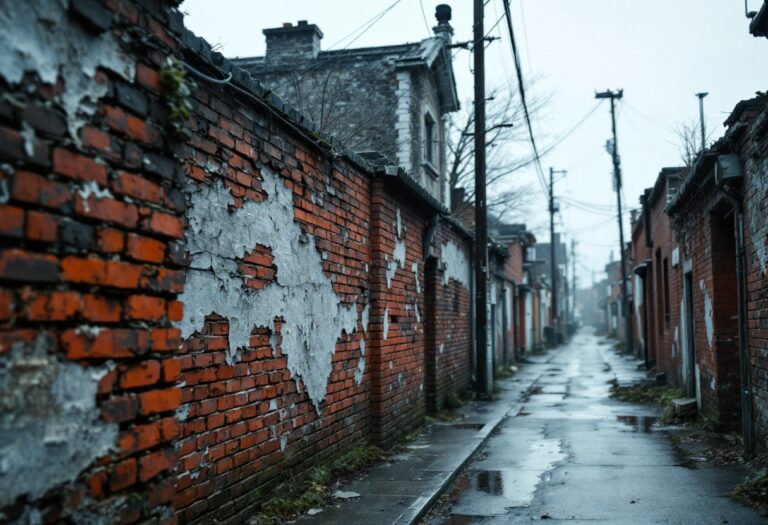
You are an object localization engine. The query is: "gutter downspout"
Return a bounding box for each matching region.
[719,189,755,456]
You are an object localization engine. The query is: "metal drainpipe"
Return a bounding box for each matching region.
[734,208,755,455]
[719,189,755,456]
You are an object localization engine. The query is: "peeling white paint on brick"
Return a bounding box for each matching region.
[411,261,421,294]
[178,166,364,411]
[383,305,390,340]
[0,0,135,141]
[748,159,768,274]
[0,334,117,507]
[386,238,407,288]
[355,303,371,385]
[699,279,714,347]
[77,180,113,213]
[673,325,678,358]
[440,240,469,288]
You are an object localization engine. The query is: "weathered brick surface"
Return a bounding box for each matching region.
[0,1,479,523]
[630,171,683,385]
[424,221,472,413]
[666,97,768,441]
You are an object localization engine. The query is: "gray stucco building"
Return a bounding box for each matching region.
[231,6,460,207]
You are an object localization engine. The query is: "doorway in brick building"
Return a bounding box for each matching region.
[424,256,439,414]
[709,207,742,428]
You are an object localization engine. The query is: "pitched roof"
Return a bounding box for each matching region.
[232,36,460,113]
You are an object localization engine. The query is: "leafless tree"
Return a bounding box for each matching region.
[447,84,548,224]
[674,119,700,168]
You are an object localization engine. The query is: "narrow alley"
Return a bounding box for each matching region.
[424,329,767,524]
[2,2,767,523]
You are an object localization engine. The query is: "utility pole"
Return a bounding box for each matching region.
[548,167,565,345]
[473,0,490,398]
[696,92,708,151]
[571,239,577,326]
[595,89,632,355]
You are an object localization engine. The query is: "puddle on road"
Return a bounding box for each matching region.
[616,415,658,432]
[452,422,485,430]
[474,470,504,495]
[444,439,567,520]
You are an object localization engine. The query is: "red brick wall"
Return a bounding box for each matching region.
[424,221,472,412]
[368,180,427,445]
[648,188,682,388]
[672,179,743,426]
[0,0,478,522]
[736,104,768,447]
[174,87,373,521]
[0,1,186,522]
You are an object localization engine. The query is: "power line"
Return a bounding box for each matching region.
[418,0,431,37]
[267,0,404,94]
[560,196,615,211]
[501,0,548,199]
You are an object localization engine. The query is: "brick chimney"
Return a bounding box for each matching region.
[263,20,323,65]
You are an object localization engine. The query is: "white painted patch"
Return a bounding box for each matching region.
[439,343,445,354]
[355,338,366,384]
[395,208,403,238]
[176,404,190,422]
[699,280,714,347]
[20,123,36,157]
[673,325,678,357]
[77,180,113,213]
[440,240,469,288]
[0,0,135,141]
[386,239,407,288]
[383,305,390,340]
[178,167,364,411]
[0,335,117,507]
[411,261,421,294]
[355,303,370,385]
[414,303,421,323]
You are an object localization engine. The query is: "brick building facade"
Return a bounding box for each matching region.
[630,168,683,372]
[232,13,459,209]
[0,1,488,523]
[628,94,768,452]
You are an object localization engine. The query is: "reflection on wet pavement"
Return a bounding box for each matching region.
[616,415,658,432]
[423,329,768,525]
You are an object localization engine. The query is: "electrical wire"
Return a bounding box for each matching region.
[418,0,431,37]
[560,196,615,211]
[182,60,343,157]
[501,0,548,199]
[266,0,404,94]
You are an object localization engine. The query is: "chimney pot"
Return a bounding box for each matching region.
[435,4,452,23]
[263,22,324,64]
[433,4,454,42]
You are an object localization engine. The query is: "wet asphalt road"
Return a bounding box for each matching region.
[425,329,768,525]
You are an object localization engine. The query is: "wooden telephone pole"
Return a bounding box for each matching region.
[473,0,490,397]
[596,89,632,355]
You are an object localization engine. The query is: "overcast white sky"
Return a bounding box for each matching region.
[181,0,768,287]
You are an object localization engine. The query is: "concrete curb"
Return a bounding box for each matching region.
[396,373,544,525]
